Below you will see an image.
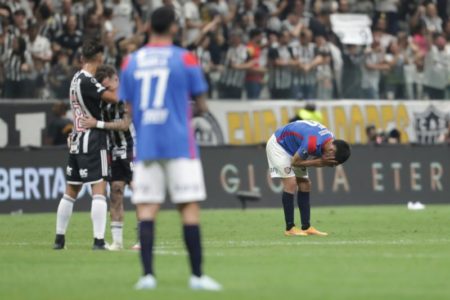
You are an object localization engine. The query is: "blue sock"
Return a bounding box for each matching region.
[297,191,311,230]
[183,224,202,277]
[282,192,295,230]
[139,221,154,276]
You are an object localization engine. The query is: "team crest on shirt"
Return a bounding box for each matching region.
[284,167,292,174]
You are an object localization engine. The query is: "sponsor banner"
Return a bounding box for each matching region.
[0,145,448,213]
[1,100,450,147]
[197,100,450,145]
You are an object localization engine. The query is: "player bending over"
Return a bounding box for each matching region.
[80,65,136,251]
[266,120,351,236]
[119,7,221,290]
[53,39,119,250]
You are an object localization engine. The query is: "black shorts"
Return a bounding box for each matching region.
[110,157,133,183]
[66,149,110,184]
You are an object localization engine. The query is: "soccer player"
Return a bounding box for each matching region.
[119,7,222,291]
[79,65,135,251]
[53,39,119,250]
[266,120,351,236]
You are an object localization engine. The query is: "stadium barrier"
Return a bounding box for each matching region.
[1,100,450,147]
[0,145,448,214]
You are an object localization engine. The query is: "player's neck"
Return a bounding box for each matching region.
[82,62,99,76]
[148,35,173,46]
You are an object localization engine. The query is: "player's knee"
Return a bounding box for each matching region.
[297,178,311,192]
[111,183,125,198]
[282,178,297,194]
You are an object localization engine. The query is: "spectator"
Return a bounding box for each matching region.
[245,28,266,99]
[293,29,321,100]
[384,40,406,99]
[109,0,134,42]
[45,102,72,146]
[366,124,383,145]
[48,50,73,99]
[423,34,449,100]
[361,40,390,99]
[27,19,52,98]
[423,2,443,33]
[315,45,333,100]
[374,0,400,35]
[341,45,363,99]
[1,35,34,98]
[184,0,203,47]
[267,30,296,99]
[387,128,401,144]
[218,30,250,99]
[54,15,82,63]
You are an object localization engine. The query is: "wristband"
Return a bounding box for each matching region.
[96,121,105,129]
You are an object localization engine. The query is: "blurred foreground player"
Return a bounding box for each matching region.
[53,39,119,250]
[80,65,135,251]
[119,7,222,290]
[266,120,351,236]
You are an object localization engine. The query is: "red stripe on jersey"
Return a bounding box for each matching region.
[183,52,199,67]
[276,131,304,143]
[121,55,131,71]
[321,137,333,151]
[307,136,317,154]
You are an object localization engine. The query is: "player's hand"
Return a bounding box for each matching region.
[319,155,338,167]
[80,116,98,129]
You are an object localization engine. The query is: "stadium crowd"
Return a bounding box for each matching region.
[2,0,450,100]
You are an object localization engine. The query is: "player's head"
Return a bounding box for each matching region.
[81,38,104,64]
[150,6,178,37]
[95,64,118,90]
[332,139,351,165]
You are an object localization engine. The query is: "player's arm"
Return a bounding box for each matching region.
[80,114,131,131]
[192,93,208,116]
[291,152,338,168]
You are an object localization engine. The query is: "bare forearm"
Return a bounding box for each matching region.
[104,119,131,131]
[292,158,324,168]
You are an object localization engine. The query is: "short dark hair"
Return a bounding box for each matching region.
[82,38,104,61]
[95,65,117,83]
[333,140,351,165]
[249,28,263,40]
[150,6,176,34]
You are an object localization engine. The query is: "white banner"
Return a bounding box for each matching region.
[330,14,373,45]
[193,100,450,145]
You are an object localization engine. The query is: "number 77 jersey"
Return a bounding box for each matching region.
[119,45,208,161]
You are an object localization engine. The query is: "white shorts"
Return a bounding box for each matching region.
[132,158,206,204]
[266,134,308,178]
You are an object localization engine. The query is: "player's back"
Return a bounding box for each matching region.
[120,44,207,161]
[275,120,333,157]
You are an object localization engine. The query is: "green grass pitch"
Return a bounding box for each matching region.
[1,205,450,300]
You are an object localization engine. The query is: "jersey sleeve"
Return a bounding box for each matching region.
[80,76,106,104]
[183,51,208,97]
[296,135,319,159]
[119,55,133,104]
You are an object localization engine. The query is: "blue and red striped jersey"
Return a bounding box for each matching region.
[274,120,334,158]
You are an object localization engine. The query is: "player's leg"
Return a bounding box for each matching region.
[169,158,221,291]
[54,183,81,249]
[265,134,305,236]
[132,161,165,289]
[90,180,108,249]
[295,175,328,236]
[109,181,125,250]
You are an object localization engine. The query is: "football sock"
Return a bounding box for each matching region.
[282,192,295,230]
[56,194,75,235]
[91,195,107,239]
[139,221,154,276]
[297,191,311,230]
[183,224,202,277]
[111,221,123,245]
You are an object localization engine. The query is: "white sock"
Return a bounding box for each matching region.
[111,221,123,245]
[91,195,107,239]
[56,194,75,235]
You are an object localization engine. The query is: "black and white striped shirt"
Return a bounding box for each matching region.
[102,101,135,160]
[293,42,317,86]
[268,45,295,90]
[1,49,33,81]
[68,70,108,155]
[219,44,249,88]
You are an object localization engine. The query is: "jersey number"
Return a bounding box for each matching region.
[134,68,170,110]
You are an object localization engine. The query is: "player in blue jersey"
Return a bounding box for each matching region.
[266,120,351,236]
[119,7,221,291]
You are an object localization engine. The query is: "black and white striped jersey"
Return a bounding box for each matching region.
[102,101,135,160]
[68,70,108,155]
